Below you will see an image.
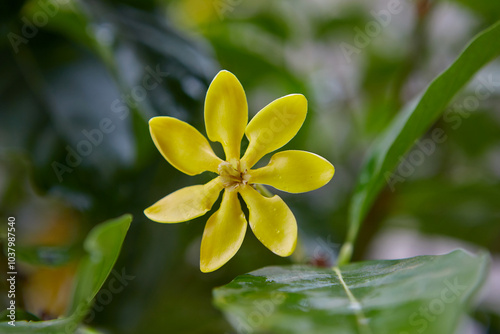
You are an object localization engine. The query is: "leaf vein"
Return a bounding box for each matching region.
[333,267,372,334]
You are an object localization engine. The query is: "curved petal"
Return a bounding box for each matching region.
[241,94,307,169]
[249,150,335,193]
[200,189,247,273]
[205,70,248,162]
[239,185,297,257]
[144,178,223,223]
[149,116,222,175]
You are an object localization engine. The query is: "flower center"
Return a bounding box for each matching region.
[218,161,249,189]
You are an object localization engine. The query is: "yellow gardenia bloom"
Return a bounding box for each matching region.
[145,70,334,273]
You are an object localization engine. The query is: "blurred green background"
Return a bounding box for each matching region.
[0,0,499,333]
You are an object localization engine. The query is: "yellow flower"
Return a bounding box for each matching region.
[144,70,334,273]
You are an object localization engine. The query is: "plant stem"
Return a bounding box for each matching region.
[254,184,273,198]
[337,243,353,267]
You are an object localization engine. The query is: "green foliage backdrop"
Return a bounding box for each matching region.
[0,0,499,333]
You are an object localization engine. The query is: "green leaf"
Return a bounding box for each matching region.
[214,250,489,334]
[0,214,132,333]
[67,214,132,315]
[340,21,500,264]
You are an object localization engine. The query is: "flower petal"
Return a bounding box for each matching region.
[200,189,247,273]
[149,116,223,175]
[239,185,297,257]
[241,94,307,169]
[249,150,335,193]
[144,178,223,223]
[205,70,248,162]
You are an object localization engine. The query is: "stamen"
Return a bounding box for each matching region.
[218,161,247,188]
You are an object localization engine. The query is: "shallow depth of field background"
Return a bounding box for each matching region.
[1,0,499,333]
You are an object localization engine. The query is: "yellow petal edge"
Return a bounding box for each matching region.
[144,178,223,223]
[249,150,335,193]
[149,116,222,175]
[205,70,248,162]
[200,189,247,272]
[241,94,307,169]
[239,185,297,257]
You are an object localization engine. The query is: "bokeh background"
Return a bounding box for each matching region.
[1,0,499,333]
